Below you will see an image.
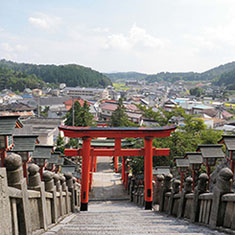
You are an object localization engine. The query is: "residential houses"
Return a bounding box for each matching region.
[0,78,234,135]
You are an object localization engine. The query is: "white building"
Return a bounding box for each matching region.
[64,87,109,100]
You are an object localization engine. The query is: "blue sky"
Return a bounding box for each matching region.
[1,0,235,73]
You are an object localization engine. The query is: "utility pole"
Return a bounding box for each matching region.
[37,96,40,117]
[72,97,74,126]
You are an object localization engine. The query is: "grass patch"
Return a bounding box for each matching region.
[113,83,130,91]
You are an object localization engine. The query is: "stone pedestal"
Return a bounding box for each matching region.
[5,153,32,235]
[209,167,233,228]
[0,168,12,235]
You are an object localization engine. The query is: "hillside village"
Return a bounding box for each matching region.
[0,78,234,147]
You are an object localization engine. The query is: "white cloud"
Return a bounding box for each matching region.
[28,13,61,30]
[183,11,235,54]
[1,42,13,52]
[15,44,28,52]
[105,24,166,51]
[92,27,109,33]
[129,24,165,48]
[0,42,28,61]
[106,34,131,50]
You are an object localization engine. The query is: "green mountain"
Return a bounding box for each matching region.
[146,61,235,83]
[215,68,235,89]
[105,62,235,84]
[0,66,45,92]
[104,72,148,82]
[0,59,112,88]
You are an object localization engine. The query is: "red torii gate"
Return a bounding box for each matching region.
[59,125,176,211]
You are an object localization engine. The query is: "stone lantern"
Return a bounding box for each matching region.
[46,152,60,171]
[219,135,235,174]
[153,166,170,181]
[185,152,203,190]
[10,135,38,181]
[0,116,20,166]
[197,144,224,183]
[32,145,53,179]
[176,158,189,191]
[55,156,64,173]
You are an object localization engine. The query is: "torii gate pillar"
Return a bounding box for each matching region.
[114,138,121,173]
[144,137,153,209]
[81,137,91,211]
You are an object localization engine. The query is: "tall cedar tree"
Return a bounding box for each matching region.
[111,99,130,127]
[65,101,94,126]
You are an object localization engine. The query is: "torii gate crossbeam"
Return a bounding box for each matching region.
[59,125,176,211]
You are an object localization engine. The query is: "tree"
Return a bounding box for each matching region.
[0,59,112,88]
[55,133,65,153]
[182,115,206,133]
[189,87,204,97]
[40,106,49,118]
[111,99,136,127]
[200,129,223,144]
[65,101,94,127]
[128,106,223,175]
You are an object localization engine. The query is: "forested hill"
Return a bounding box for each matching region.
[0,60,112,88]
[105,61,235,83]
[145,61,235,83]
[0,66,45,92]
[105,72,148,82]
[215,68,235,90]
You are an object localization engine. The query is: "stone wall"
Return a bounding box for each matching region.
[154,167,235,233]
[0,153,81,235]
[129,167,235,233]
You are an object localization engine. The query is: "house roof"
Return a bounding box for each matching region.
[38,96,71,106]
[164,99,177,105]
[64,98,91,110]
[192,105,214,110]
[203,109,218,117]
[13,126,33,135]
[100,100,117,104]
[100,103,118,111]
[64,87,105,92]
[0,103,34,112]
[22,117,63,127]
[0,111,34,117]
[222,111,233,119]
[124,104,139,112]
[126,112,142,119]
